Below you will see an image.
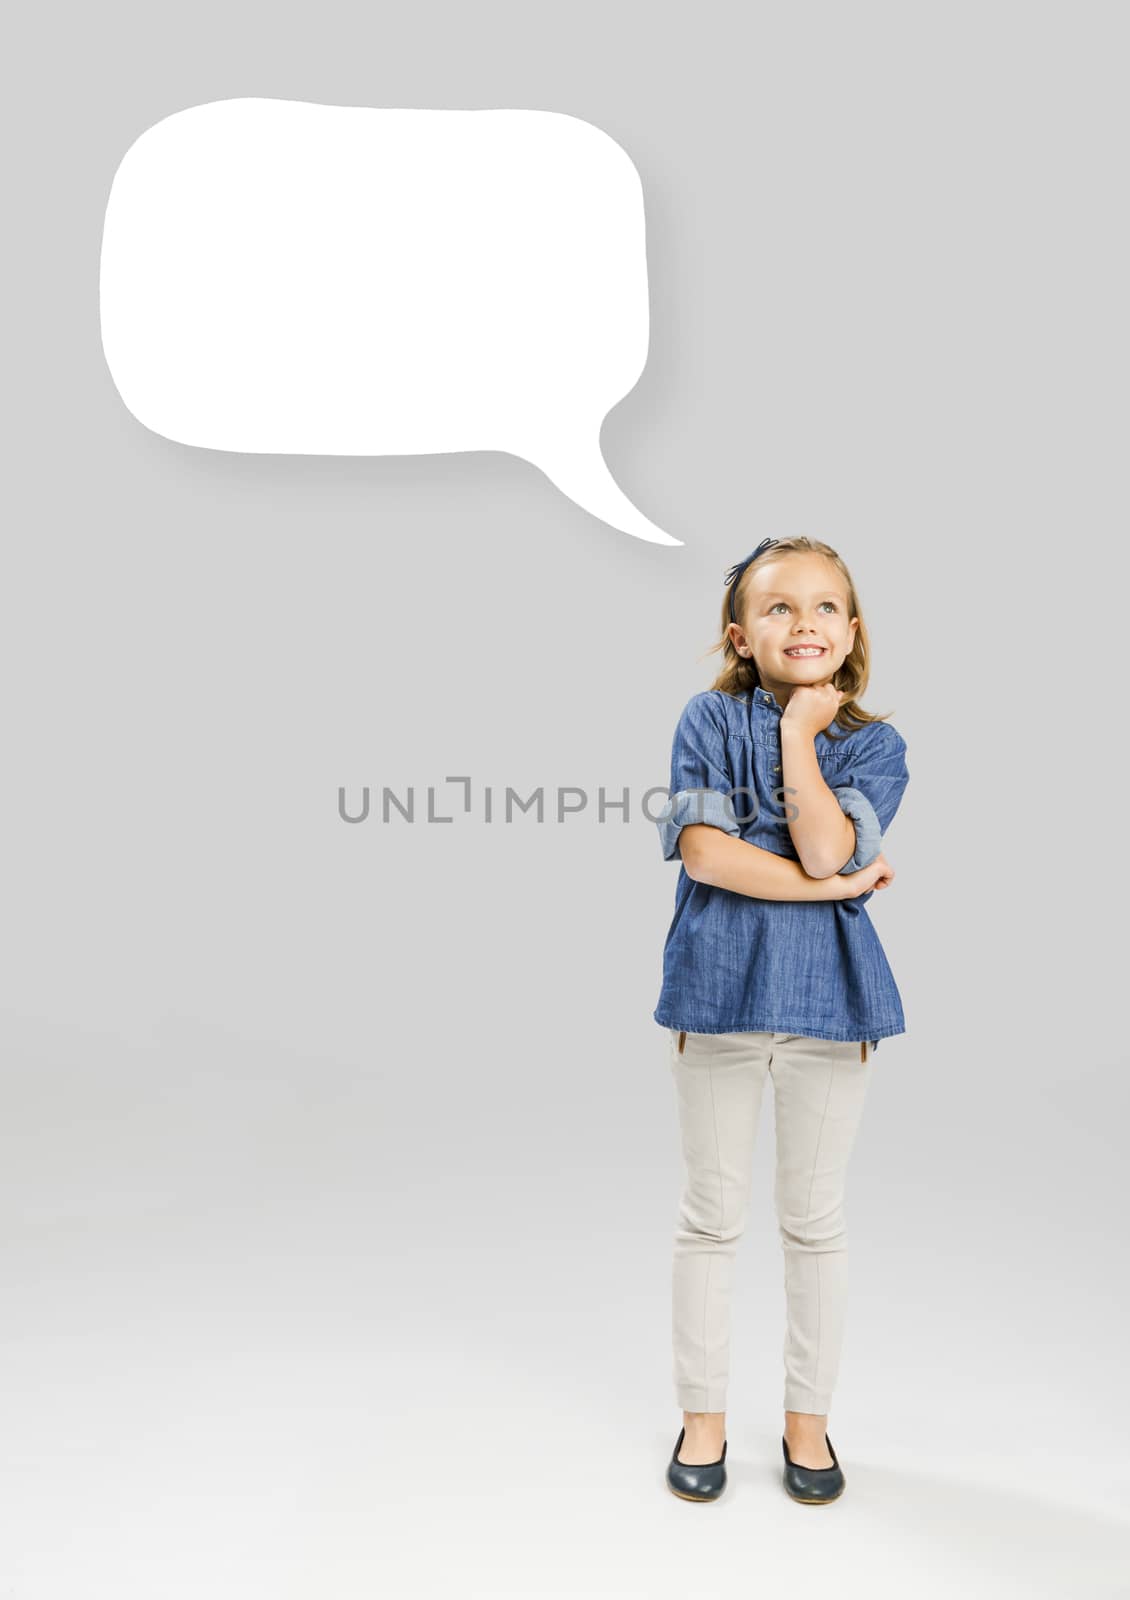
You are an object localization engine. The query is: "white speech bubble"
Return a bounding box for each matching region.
[99,98,679,546]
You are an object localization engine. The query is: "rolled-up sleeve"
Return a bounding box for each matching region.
[657,694,744,862]
[829,726,910,872]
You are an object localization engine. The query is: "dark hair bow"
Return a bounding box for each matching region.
[724,537,780,624]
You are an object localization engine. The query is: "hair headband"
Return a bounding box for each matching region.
[723,537,780,625]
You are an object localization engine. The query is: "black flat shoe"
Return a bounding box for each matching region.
[781,1432,845,1504]
[666,1426,728,1502]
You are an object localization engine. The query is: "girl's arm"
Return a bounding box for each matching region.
[780,722,858,879]
[779,711,911,880]
[678,824,888,901]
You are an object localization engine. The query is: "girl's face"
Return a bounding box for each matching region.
[727,554,859,701]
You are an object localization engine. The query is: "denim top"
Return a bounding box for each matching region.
[653,686,910,1050]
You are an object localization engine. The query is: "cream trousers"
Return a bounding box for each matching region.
[668,1028,874,1416]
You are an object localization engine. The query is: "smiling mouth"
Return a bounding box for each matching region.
[783,647,827,658]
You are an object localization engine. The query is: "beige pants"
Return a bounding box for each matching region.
[668,1028,874,1416]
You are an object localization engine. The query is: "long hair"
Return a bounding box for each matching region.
[702,536,893,740]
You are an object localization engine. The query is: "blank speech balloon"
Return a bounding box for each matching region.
[99,97,679,546]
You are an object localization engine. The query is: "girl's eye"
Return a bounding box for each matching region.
[769,601,838,614]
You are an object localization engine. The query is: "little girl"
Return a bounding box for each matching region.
[654,535,910,1507]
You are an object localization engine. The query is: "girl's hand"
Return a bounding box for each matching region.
[780,682,846,741]
[833,852,895,899]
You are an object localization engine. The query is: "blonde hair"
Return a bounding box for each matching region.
[702,536,893,741]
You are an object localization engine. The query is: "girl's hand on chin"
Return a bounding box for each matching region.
[780,682,845,740]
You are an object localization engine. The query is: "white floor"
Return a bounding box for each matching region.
[2,1278,1126,1600]
[3,1035,1127,1599]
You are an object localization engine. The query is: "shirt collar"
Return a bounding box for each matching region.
[752,684,783,713]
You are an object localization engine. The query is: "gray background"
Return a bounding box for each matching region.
[3,3,1128,1597]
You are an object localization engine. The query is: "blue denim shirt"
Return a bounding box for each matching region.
[653,686,910,1051]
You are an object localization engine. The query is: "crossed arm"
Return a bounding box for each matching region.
[677,825,878,901]
[657,694,907,897]
[666,725,886,897]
